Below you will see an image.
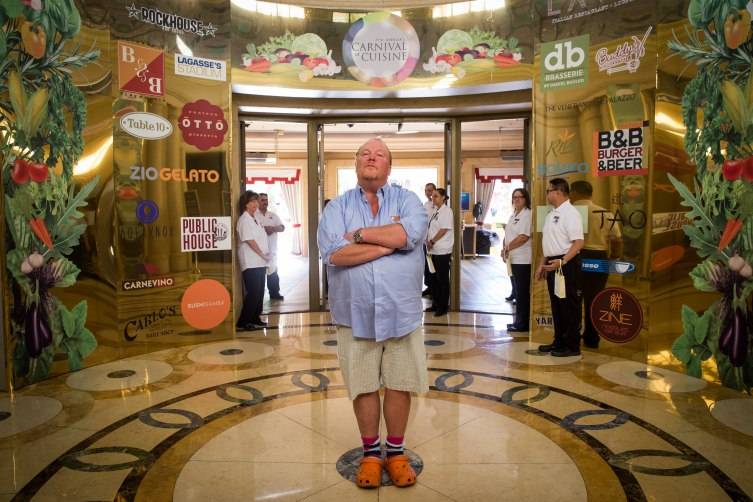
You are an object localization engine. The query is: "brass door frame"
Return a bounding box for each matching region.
[238,112,532,313]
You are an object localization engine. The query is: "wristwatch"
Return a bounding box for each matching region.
[353,228,364,244]
[561,258,567,266]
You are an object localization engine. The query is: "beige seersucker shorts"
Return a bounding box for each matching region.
[336,326,429,400]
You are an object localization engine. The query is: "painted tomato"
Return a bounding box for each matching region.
[723,158,746,181]
[28,162,48,183]
[742,156,753,183]
[11,159,30,185]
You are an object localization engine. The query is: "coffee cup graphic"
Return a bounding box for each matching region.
[613,262,634,274]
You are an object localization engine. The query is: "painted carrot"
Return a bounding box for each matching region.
[29,218,54,251]
[718,218,743,251]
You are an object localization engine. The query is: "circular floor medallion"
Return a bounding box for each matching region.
[66,359,173,392]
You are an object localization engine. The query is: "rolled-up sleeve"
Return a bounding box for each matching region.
[317,199,351,266]
[398,191,428,251]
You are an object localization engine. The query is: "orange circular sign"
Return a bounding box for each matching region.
[181,279,230,330]
[590,287,643,343]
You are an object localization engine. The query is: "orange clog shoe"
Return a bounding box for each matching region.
[356,456,383,488]
[385,454,417,487]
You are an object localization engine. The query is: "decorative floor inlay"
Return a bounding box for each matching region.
[8,366,749,502]
[2,316,752,502]
[186,341,274,365]
[65,359,173,391]
[710,398,753,437]
[0,396,62,439]
[597,361,707,393]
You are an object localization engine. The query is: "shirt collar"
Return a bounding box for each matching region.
[358,182,390,199]
[554,199,572,212]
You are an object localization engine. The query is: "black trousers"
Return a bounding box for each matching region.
[238,267,266,326]
[545,255,582,351]
[580,249,609,345]
[429,253,451,312]
[423,245,433,290]
[511,264,531,329]
[266,270,281,297]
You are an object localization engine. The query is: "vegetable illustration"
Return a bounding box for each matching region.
[718,218,743,251]
[19,20,45,59]
[724,9,751,49]
[2,1,99,384]
[668,2,753,390]
[25,303,52,358]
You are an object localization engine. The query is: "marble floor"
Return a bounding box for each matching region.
[1,312,753,501]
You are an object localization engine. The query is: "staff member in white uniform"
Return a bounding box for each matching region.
[503,188,532,332]
[422,182,437,297]
[536,178,584,356]
[426,188,454,317]
[570,181,622,349]
[236,191,270,330]
[258,193,285,301]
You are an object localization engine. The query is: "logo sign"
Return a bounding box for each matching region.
[590,287,643,343]
[181,279,231,330]
[126,3,217,37]
[178,99,228,151]
[130,166,220,183]
[546,0,637,24]
[122,277,175,291]
[181,217,231,252]
[652,211,692,235]
[123,305,178,341]
[541,35,589,92]
[593,121,648,176]
[136,199,159,224]
[582,259,635,274]
[120,112,172,140]
[118,41,164,97]
[343,11,420,87]
[535,314,553,328]
[596,26,652,75]
[175,54,226,81]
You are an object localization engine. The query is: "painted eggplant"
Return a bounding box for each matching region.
[719,307,748,367]
[24,303,52,358]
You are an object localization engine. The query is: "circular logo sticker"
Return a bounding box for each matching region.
[136,199,159,224]
[590,287,644,343]
[342,11,419,87]
[181,279,231,330]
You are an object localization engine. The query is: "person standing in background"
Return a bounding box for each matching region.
[236,191,270,330]
[536,178,584,357]
[503,188,532,332]
[426,188,453,317]
[422,182,436,297]
[258,193,285,301]
[570,181,622,349]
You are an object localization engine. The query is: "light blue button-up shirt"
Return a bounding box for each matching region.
[318,182,428,342]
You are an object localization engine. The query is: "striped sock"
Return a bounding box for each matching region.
[385,435,404,457]
[362,436,381,458]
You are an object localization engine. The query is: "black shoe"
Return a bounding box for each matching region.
[551,348,581,357]
[583,340,600,349]
[433,310,448,317]
[425,306,436,312]
[270,295,284,300]
[422,289,431,297]
[252,320,268,327]
[236,324,249,332]
[507,324,529,333]
[538,343,558,353]
[505,295,515,302]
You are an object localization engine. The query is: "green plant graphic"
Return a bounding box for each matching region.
[668,0,753,392]
[1,0,99,384]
